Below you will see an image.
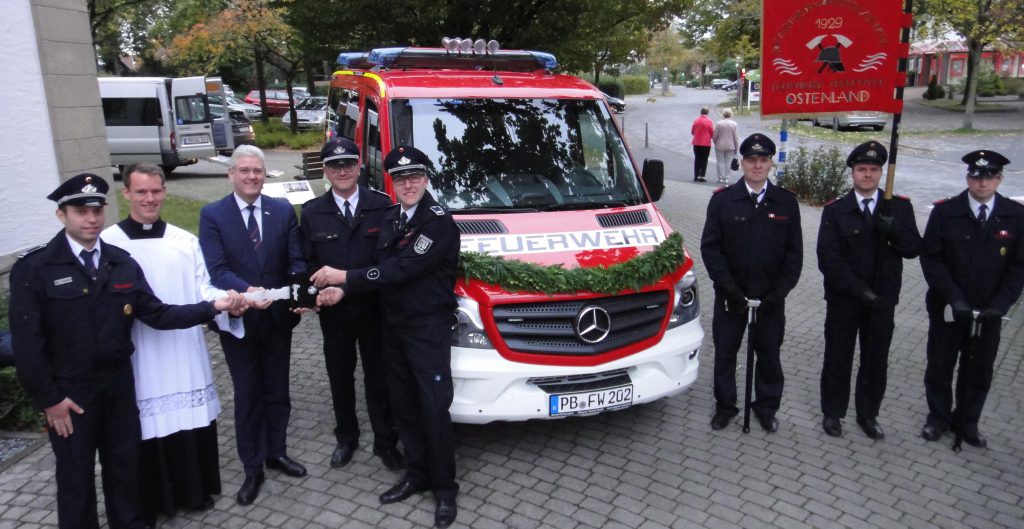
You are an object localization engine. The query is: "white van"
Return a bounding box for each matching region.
[98,76,231,174]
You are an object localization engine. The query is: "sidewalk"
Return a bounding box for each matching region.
[1,180,1022,529]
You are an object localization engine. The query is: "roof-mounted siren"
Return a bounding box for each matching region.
[336,51,374,70]
[441,37,501,56]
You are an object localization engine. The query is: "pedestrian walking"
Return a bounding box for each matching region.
[817,141,922,440]
[919,150,1024,448]
[691,107,714,182]
[701,134,803,433]
[713,109,740,184]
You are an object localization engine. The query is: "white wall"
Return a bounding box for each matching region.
[0,0,62,256]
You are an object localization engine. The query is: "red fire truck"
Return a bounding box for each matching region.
[324,40,703,423]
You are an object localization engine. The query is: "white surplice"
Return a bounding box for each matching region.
[102,224,224,439]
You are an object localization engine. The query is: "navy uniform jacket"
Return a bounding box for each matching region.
[817,192,922,305]
[920,190,1024,315]
[346,192,460,324]
[701,181,803,299]
[9,232,217,410]
[300,186,392,303]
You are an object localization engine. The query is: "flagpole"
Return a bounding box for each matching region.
[883,0,913,201]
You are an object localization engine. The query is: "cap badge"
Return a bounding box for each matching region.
[397,156,411,165]
[752,143,763,151]
[82,184,97,193]
[334,146,346,154]
[976,158,988,167]
[866,149,877,158]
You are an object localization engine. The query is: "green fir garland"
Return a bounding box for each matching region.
[458,232,686,295]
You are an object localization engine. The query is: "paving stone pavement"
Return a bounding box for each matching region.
[1,181,1022,529]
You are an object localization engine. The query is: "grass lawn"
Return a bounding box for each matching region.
[116,192,207,235]
[253,118,324,150]
[918,99,1014,112]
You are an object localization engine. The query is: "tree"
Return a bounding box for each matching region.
[677,0,761,65]
[919,0,1024,129]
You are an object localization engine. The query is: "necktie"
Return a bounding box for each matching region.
[246,204,262,250]
[399,212,409,231]
[862,198,874,217]
[80,249,97,280]
[750,191,760,205]
[343,200,353,223]
[978,204,988,223]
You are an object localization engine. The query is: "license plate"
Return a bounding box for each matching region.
[549,385,633,417]
[182,135,208,145]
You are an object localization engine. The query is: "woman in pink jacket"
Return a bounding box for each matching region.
[713,109,740,184]
[690,107,715,182]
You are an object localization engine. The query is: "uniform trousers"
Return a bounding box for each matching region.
[711,295,786,417]
[50,363,144,529]
[693,145,711,180]
[220,313,292,476]
[924,312,1002,430]
[382,316,458,499]
[318,300,396,450]
[820,301,895,420]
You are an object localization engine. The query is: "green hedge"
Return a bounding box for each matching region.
[781,145,850,206]
[253,119,325,150]
[621,75,650,95]
[1,295,45,431]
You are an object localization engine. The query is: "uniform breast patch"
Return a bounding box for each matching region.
[53,277,73,286]
[414,234,434,254]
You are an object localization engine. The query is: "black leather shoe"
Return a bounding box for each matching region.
[373,446,405,471]
[856,417,885,440]
[955,426,987,448]
[823,416,842,437]
[435,497,457,528]
[710,409,738,430]
[190,495,216,511]
[236,471,264,506]
[266,455,307,477]
[379,479,429,504]
[920,423,946,441]
[758,414,779,433]
[331,444,357,468]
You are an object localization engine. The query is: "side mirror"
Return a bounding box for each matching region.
[641,158,665,202]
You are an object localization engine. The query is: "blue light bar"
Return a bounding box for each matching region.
[335,47,558,72]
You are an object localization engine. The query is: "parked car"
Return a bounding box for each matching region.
[602,92,625,113]
[209,94,262,120]
[813,112,887,131]
[282,96,328,129]
[722,80,739,91]
[210,108,255,155]
[711,78,730,89]
[244,89,298,117]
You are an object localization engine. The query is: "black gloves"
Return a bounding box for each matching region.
[859,288,880,308]
[876,213,897,235]
[950,299,973,322]
[720,283,747,313]
[759,292,783,314]
[979,307,1006,321]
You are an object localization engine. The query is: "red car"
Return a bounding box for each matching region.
[244,89,298,117]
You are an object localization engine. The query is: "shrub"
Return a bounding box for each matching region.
[597,82,624,98]
[253,119,324,150]
[620,75,650,95]
[923,75,945,100]
[780,145,850,206]
[0,295,45,432]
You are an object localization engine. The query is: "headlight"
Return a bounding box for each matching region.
[667,270,700,329]
[451,296,492,348]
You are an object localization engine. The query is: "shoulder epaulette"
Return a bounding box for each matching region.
[823,195,841,206]
[17,243,46,259]
[430,205,446,216]
[894,194,910,201]
[713,185,728,193]
[370,188,391,199]
[933,196,953,205]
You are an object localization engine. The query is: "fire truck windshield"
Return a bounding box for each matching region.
[390,98,645,211]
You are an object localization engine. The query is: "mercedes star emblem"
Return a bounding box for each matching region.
[575,305,611,344]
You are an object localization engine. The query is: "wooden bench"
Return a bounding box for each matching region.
[294,151,324,180]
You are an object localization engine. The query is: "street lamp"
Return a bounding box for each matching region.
[662,67,669,95]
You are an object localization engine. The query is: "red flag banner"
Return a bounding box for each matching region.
[761,0,909,117]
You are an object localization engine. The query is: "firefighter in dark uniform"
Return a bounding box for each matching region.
[300,138,402,470]
[817,141,923,439]
[701,133,803,433]
[920,150,1024,447]
[9,174,241,529]
[311,146,460,528]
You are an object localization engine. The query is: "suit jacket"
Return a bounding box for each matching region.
[817,192,922,305]
[920,190,1024,315]
[700,180,803,299]
[199,193,305,330]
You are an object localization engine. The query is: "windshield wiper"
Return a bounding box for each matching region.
[453,206,540,214]
[542,201,631,211]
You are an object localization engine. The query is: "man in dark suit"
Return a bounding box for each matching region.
[701,133,803,433]
[313,146,461,528]
[817,141,922,440]
[299,138,401,470]
[199,145,308,505]
[11,173,241,529]
[920,150,1024,448]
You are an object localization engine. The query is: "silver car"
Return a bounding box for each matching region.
[282,96,327,130]
[813,111,887,131]
[209,94,262,120]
